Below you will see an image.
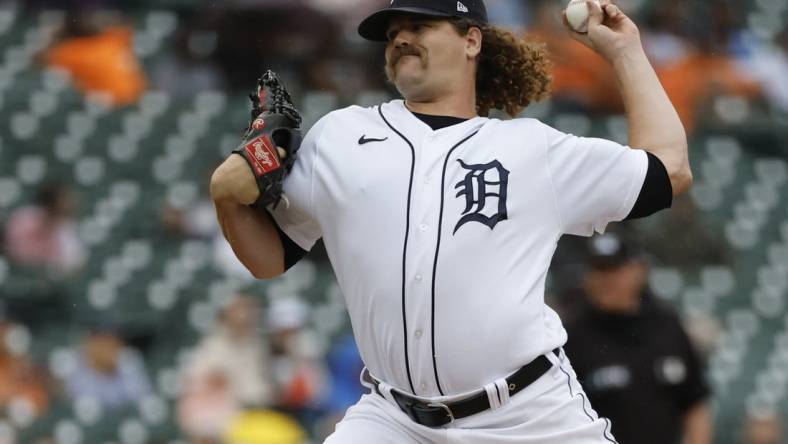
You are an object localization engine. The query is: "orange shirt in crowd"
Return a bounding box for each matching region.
[527,29,762,134]
[0,324,49,416]
[45,26,146,106]
[0,356,49,416]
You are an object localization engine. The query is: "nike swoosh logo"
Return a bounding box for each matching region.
[358,135,389,145]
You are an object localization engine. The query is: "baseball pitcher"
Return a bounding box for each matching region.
[210,0,692,442]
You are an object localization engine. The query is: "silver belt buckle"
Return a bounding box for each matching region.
[427,402,455,423]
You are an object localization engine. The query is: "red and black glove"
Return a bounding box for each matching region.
[232,70,302,209]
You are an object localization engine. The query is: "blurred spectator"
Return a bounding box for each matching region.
[0,322,50,418]
[525,0,623,113]
[44,11,146,106]
[743,410,784,444]
[65,323,152,409]
[268,298,327,431]
[644,1,762,133]
[179,295,273,442]
[564,233,712,444]
[3,183,85,276]
[150,20,224,97]
[641,0,694,68]
[178,371,239,444]
[314,333,364,441]
[486,0,530,33]
[223,409,306,444]
[732,29,788,114]
[207,5,340,92]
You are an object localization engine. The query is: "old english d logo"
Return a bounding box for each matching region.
[453,159,509,234]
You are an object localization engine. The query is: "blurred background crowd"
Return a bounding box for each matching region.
[0,0,786,443]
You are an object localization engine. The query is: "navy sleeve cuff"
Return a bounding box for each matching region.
[271,218,308,271]
[626,152,673,220]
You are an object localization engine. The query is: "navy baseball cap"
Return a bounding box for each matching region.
[358,0,489,42]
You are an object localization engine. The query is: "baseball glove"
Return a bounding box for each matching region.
[232,70,302,209]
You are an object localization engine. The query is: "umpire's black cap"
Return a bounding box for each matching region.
[358,0,489,42]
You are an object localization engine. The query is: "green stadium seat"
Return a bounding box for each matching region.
[123,113,154,141]
[15,154,46,185]
[706,136,743,166]
[10,111,39,140]
[753,158,787,187]
[147,280,179,312]
[73,396,103,426]
[155,366,182,400]
[139,91,171,118]
[87,279,118,310]
[74,156,106,187]
[117,417,149,444]
[144,11,178,41]
[29,90,59,118]
[751,288,784,319]
[108,135,141,163]
[66,112,98,140]
[714,96,753,125]
[194,91,227,118]
[138,395,169,426]
[53,418,83,444]
[682,287,717,317]
[48,346,79,381]
[41,67,71,93]
[54,136,85,163]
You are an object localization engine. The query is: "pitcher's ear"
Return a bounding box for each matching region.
[466,26,483,58]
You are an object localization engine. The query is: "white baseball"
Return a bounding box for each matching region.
[565,0,600,33]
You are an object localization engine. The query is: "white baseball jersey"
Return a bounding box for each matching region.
[271,99,647,399]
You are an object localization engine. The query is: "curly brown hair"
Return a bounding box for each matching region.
[452,18,553,117]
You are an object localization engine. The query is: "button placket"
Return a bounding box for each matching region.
[407,131,449,397]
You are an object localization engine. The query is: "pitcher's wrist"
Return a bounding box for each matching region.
[609,44,649,69]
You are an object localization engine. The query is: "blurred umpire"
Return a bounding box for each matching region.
[563,233,712,444]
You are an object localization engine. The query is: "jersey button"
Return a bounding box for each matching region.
[419,223,428,231]
[415,274,423,281]
[420,382,428,391]
[415,329,423,338]
[424,177,431,184]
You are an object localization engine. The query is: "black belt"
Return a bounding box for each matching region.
[371,349,560,428]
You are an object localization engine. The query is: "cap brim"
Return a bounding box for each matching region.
[358,7,453,42]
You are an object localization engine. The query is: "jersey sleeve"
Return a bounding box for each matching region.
[268,115,327,251]
[542,123,648,236]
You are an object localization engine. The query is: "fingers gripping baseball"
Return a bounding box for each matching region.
[563,1,641,62]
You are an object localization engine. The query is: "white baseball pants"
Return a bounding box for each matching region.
[324,350,617,444]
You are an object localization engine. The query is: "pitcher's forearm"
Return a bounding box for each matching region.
[213,200,285,279]
[613,47,692,194]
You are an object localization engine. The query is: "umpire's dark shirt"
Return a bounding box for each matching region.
[564,293,710,444]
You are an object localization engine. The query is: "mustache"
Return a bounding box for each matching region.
[388,45,427,67]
